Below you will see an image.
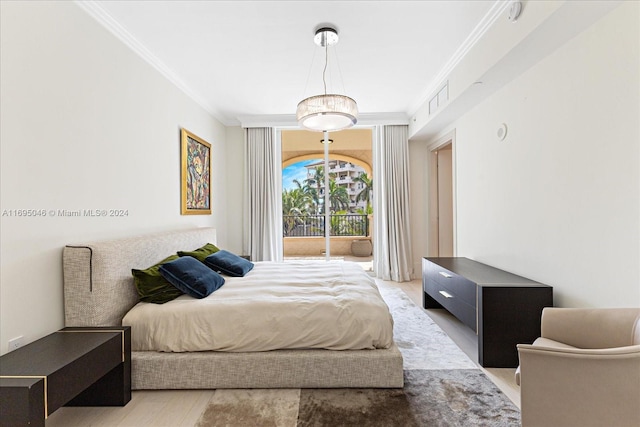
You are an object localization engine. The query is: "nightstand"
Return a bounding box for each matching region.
[0,326,131,427]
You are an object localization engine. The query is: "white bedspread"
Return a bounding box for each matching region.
[122,261,394,352]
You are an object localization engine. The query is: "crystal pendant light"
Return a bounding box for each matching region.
[296,27,358,132]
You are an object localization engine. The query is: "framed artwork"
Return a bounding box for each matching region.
[181,128,211,215]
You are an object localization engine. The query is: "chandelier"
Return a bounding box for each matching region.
[296,27,358,132]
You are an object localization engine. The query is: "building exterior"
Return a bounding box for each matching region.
[305,159,368,212]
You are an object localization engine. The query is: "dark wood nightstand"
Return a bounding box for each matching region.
[0,326,131,427]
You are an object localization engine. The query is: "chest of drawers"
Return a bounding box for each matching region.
[422,257,553,367]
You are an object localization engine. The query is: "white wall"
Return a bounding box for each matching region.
[0,2,233,354]
[410,2,639,308]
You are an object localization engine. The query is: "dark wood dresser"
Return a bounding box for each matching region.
[422,257,553,367]
[0,326,131,427]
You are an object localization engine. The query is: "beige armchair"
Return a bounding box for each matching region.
[516,308,640,427]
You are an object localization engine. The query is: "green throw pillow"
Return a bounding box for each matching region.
[132,255,184,304]
[177,243,220,262]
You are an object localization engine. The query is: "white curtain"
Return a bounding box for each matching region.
[372,125,413,282]
[243,128,283,261]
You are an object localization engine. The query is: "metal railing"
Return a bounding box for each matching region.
[283,214,369,237]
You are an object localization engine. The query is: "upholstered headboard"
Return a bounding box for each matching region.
[63,227,217,327]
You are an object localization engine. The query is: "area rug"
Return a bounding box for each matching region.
[376,283,477,370]
[196,283,520,427]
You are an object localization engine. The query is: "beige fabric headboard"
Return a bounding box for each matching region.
[63,227,217,327]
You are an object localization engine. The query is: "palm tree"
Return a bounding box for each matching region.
[304,165,325,214]
[356,205,373,215]
[282,182,311,235]
[353,173,373,212]
[330,209,350,235]
[291,178,314,210]
[282,188,310,216]
[328,180,350,213]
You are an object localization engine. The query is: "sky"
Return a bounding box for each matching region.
[282,159,321,191]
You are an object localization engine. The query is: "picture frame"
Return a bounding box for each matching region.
[181,128,211,215]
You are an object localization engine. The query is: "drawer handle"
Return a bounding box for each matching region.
[439,290,453,298]
[439,272,452,278]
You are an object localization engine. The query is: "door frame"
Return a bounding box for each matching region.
[278,127,375,262]
[427,130,457,257]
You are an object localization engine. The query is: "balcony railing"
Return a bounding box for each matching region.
[283,214,369,237]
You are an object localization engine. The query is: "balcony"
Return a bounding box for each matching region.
[283,214,369,237]
[283,214,373,262]
[332,163,354,172]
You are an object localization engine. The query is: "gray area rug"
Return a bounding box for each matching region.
[196,283,520,426]
[376,284,477,370]
[296,370,519,427]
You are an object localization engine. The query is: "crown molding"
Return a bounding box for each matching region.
[74,0,235,126]
[407,0,511,115]
[75,0,505,129]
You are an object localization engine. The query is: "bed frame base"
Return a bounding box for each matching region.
[132,345,404,389]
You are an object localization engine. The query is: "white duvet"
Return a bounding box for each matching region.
[122,261,394,352]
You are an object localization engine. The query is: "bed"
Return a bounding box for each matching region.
[63,227,404,389]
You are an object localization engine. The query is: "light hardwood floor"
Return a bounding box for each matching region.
[387,278,521,408]
[47,390,215,426]
[47,277,519,426]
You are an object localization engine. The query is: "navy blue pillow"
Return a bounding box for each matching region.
[204,250,254,277]
[159,256,225,298]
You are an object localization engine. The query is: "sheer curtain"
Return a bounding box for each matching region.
[243,127,283,261]
[372,125,413,282]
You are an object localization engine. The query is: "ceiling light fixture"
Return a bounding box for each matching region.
[296,27,358,132]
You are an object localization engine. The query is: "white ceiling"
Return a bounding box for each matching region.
[84,0,499,126]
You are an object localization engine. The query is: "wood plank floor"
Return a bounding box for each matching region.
[47,278,520,426]
[390,278,521,408]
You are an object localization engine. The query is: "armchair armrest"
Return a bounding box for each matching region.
[518,343,640,358]
[540,308,640,348]
[517,343,640,427]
